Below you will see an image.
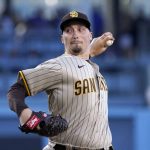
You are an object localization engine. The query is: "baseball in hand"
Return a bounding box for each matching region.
[106,40,113,46]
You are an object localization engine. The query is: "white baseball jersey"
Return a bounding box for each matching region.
[18,54,112,149]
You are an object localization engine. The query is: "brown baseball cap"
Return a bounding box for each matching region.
[60,10,91,31]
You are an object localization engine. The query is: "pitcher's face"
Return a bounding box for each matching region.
[61,23,92,56]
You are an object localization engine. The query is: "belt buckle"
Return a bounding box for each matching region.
[66,144,73,150]
[104,146,111,150]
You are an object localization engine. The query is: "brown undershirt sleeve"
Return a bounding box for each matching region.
[7,79,29,117]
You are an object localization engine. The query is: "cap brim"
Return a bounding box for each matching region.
[60,18,90,31]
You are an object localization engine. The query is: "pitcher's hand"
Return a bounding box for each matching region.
[89,32,115,57]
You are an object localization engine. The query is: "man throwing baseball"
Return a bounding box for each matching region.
[7,10,114,150]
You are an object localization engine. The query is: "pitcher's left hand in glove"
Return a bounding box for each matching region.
[19,111,68,137]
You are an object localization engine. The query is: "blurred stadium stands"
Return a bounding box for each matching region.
[0,0,150,150]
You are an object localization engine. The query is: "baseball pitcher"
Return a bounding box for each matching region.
[7,11,114,150]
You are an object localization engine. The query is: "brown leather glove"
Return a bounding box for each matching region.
[19,111,68,137]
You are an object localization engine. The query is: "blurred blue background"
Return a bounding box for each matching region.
[0,0,150,150]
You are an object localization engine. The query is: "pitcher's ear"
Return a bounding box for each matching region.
[90,32,93,41]
[61,35,64,43]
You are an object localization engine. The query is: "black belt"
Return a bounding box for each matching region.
[54,144,113,150]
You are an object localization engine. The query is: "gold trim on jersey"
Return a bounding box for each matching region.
[19,71,31,96]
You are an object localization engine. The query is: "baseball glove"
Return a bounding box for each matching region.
[19,111,68,137]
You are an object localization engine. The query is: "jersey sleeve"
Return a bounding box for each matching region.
[17,59,62,96]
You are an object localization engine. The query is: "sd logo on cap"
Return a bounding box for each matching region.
[60,10,91,31]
